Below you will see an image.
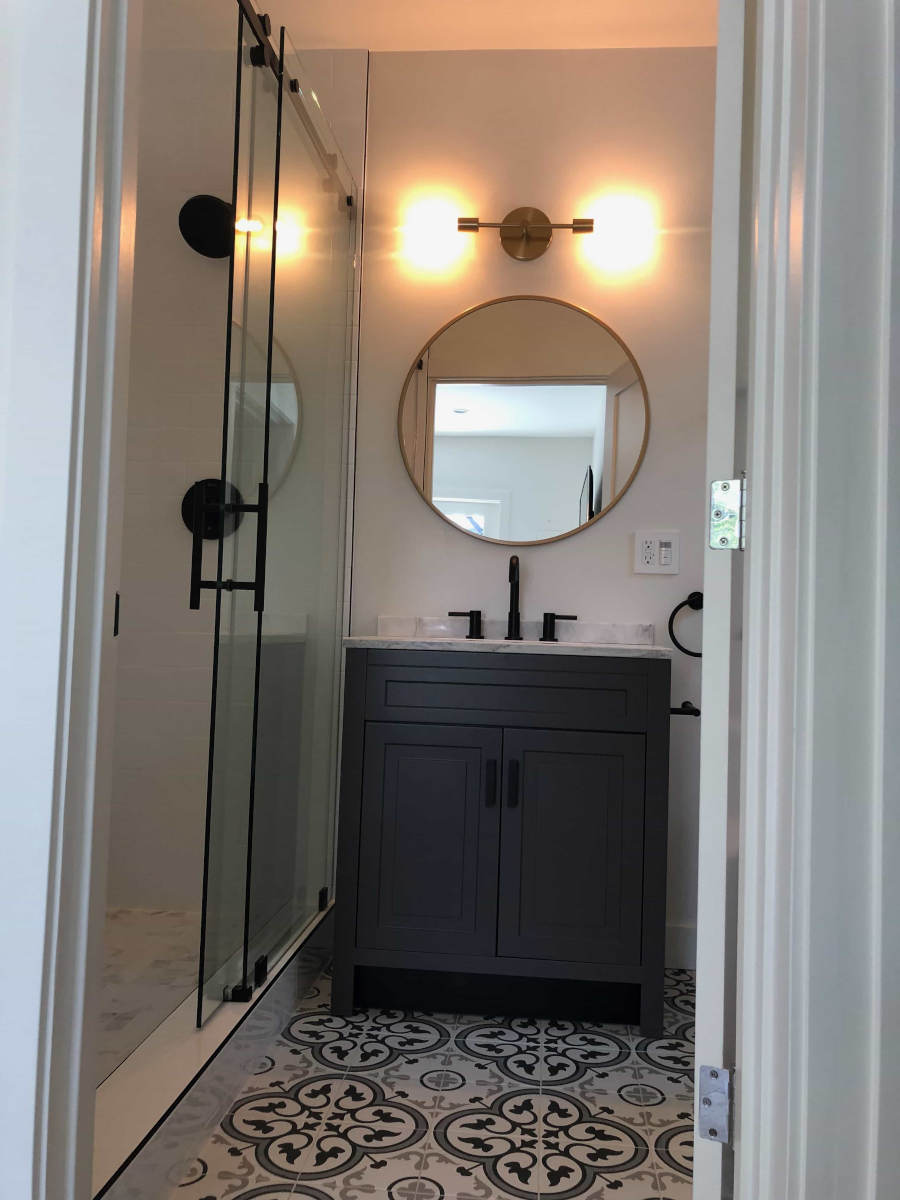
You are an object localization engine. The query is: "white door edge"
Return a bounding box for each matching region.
[693,0,749,1193]
[727,1,898,1198]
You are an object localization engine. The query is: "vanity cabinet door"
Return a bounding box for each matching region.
[356,723,502,956]
[498,729,646,965]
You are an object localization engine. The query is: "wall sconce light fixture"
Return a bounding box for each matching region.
[457,206,594,261]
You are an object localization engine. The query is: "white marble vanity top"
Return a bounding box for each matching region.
[379,615,656,643]
[343,636,672,658]
[344,616,670,657]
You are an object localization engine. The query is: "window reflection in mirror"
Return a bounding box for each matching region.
[398,298,649,545]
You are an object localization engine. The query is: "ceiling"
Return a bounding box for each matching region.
[268,0,717,51]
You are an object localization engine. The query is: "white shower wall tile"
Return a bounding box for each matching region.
[118,632,215,671]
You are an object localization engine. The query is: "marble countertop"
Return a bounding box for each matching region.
[343,636,672,659]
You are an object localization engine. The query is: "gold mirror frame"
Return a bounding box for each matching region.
[397,295,651,547]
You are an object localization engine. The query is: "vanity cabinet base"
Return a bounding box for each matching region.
[334,648,671,1036]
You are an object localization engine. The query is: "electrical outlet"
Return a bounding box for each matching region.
[634,531,680,574]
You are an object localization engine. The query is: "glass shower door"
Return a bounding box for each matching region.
[195,13,282,1023]
[193,15,357,1025]
[244,32,358,979]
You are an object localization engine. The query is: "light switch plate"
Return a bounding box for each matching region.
[634,531,680,574]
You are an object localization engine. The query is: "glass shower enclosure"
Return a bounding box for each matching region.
[190,4,357,1024]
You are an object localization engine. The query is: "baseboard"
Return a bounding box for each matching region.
[666,920,697,969]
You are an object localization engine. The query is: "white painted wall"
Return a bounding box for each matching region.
[433,434,595,540]
[353,47,715,963]
[0,4,96,1191]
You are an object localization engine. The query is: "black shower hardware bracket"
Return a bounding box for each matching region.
[182,478,245,540]
[668,590,703,658]
[185,478,269,613]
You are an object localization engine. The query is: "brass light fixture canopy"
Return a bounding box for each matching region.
[501,206,553,260]
[457,208,594,260]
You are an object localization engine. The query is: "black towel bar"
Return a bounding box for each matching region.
[668,591,703,658]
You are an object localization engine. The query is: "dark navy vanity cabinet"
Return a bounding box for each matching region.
[333,646,671,1034]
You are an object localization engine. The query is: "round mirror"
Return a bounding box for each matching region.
[231,323,301,493]
[398,297,649,545]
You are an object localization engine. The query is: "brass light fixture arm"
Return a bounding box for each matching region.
[458,207,593,259]
[460,219,593,232]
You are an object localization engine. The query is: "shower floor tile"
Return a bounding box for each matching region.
[98,907,201,1084]
[178,969,694,1200]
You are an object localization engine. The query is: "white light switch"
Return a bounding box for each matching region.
[634,531,680,574]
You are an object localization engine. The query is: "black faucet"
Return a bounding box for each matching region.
[506,555,522,640]
[540,612,578,642]
[448,609,484,639]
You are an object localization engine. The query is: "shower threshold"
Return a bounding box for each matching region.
[92,906,332,1197]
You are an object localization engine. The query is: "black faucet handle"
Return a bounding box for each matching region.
[540,612,578,642]
[448,609,484,640]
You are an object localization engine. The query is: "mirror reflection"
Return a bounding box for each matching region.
[231,322,301,493]
[398,298,649,544]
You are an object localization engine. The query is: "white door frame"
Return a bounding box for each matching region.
[692,1,750,1195]
[0,1,139,1198]
[733,0,898,1195]
[696,1,899,1198]
[2,1,897,1198]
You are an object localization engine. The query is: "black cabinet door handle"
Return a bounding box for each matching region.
[507,758,520,808]
[485,758,498,807]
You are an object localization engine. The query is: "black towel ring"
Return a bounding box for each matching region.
[668,591,703,658]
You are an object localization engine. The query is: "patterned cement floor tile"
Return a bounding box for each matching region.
[282,1009,454,1075]
[361,1048,535,1125]
[181,970,694,1200]
[278,1073,430,1197]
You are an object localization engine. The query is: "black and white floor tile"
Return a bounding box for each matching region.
[174,969,694,1200]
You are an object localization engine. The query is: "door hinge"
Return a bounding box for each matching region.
[698,1065,733,1145]
[709,475,746,550]
[318,885,330,912]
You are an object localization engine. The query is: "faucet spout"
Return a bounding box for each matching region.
[506,554,522,640]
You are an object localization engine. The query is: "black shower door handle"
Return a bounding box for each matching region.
[188,480,268,611]
[252,481,268,612]
[189,482,205,609]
